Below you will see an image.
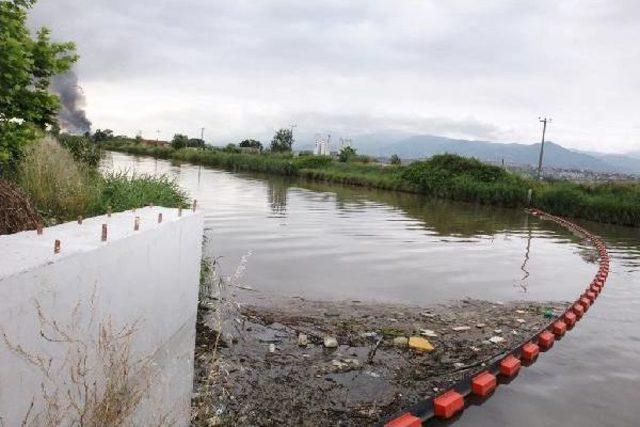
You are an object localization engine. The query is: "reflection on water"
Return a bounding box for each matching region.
[516,218,532,293]
[103,151,640,426]
[102,151,599,304]
[267,179,288,217]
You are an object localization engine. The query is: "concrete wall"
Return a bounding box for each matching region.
[0,207,203,426]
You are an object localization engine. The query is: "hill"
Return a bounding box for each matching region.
[346,134,640,175]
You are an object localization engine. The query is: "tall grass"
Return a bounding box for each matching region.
[99,171,188,213]
[105,142,640,226]
[16,139,188,222]
[17,138,99,220]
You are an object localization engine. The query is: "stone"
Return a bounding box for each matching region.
[393,336,409,347]
[419,328,438,337]
[409,336,435,352]
[452,326,471,332]
[298,333,308,346]
[488,336,505,344]
[323,336,338,348]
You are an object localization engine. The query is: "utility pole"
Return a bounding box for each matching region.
[156,129,160,142]
[200,127,205,141]
[536,117,551,180]
[289,123,297,138]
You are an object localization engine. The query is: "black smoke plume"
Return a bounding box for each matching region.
[50,71,92,134]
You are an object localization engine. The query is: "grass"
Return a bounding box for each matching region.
[104,141,640,226]
[16,138,189,223]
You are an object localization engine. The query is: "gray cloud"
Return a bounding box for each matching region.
[28,0,640,153]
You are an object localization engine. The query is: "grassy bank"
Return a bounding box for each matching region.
[14,138,188,223]
[104,141,640,226]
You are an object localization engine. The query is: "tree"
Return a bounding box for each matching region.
[0,0,78,174]
[338,146,357,162]
[270,129,294,153]
[186,138,205,148]
[390,154,401,165]
[239,139,263,151]
[92,129,113,143]
[171,134,188,149]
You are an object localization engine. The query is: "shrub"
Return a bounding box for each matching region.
[58,133,102,167]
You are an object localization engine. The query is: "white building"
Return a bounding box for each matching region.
[313,134,330,156]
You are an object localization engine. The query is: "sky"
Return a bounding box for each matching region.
[28,0,640,154]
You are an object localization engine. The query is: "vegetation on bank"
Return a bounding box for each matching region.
[104,141,640,226]
[13,137,188,223]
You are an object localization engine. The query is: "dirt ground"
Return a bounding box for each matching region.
[191,295,568,426]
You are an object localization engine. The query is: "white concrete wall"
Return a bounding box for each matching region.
[0,207,203,426]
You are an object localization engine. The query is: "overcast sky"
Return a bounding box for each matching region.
[29,0,640,153]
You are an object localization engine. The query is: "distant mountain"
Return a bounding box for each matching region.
[625,150,640,160]
[345,133,640,175]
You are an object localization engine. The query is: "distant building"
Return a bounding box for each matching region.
[313,134,330,156]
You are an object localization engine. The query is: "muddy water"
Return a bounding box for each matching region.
[103,151,640,426]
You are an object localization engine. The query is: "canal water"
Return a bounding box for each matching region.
[103,151,639,426]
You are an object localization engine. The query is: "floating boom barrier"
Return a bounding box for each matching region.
[382,208,610,427]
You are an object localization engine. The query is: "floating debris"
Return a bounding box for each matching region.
[409,336,434,352]
[298,333,308,346]
[419,328,438,337]
[323,336,338,348]
[393,336,409,347]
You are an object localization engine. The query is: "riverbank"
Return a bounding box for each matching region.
[103,142,640,227]
[192,295,569,426]
[1,137,188,230]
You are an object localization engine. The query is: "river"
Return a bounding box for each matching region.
[103,151,640,426]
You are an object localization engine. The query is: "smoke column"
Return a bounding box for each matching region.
[50,71,92,134]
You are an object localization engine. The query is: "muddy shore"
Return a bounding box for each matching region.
[191,295,568,426]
